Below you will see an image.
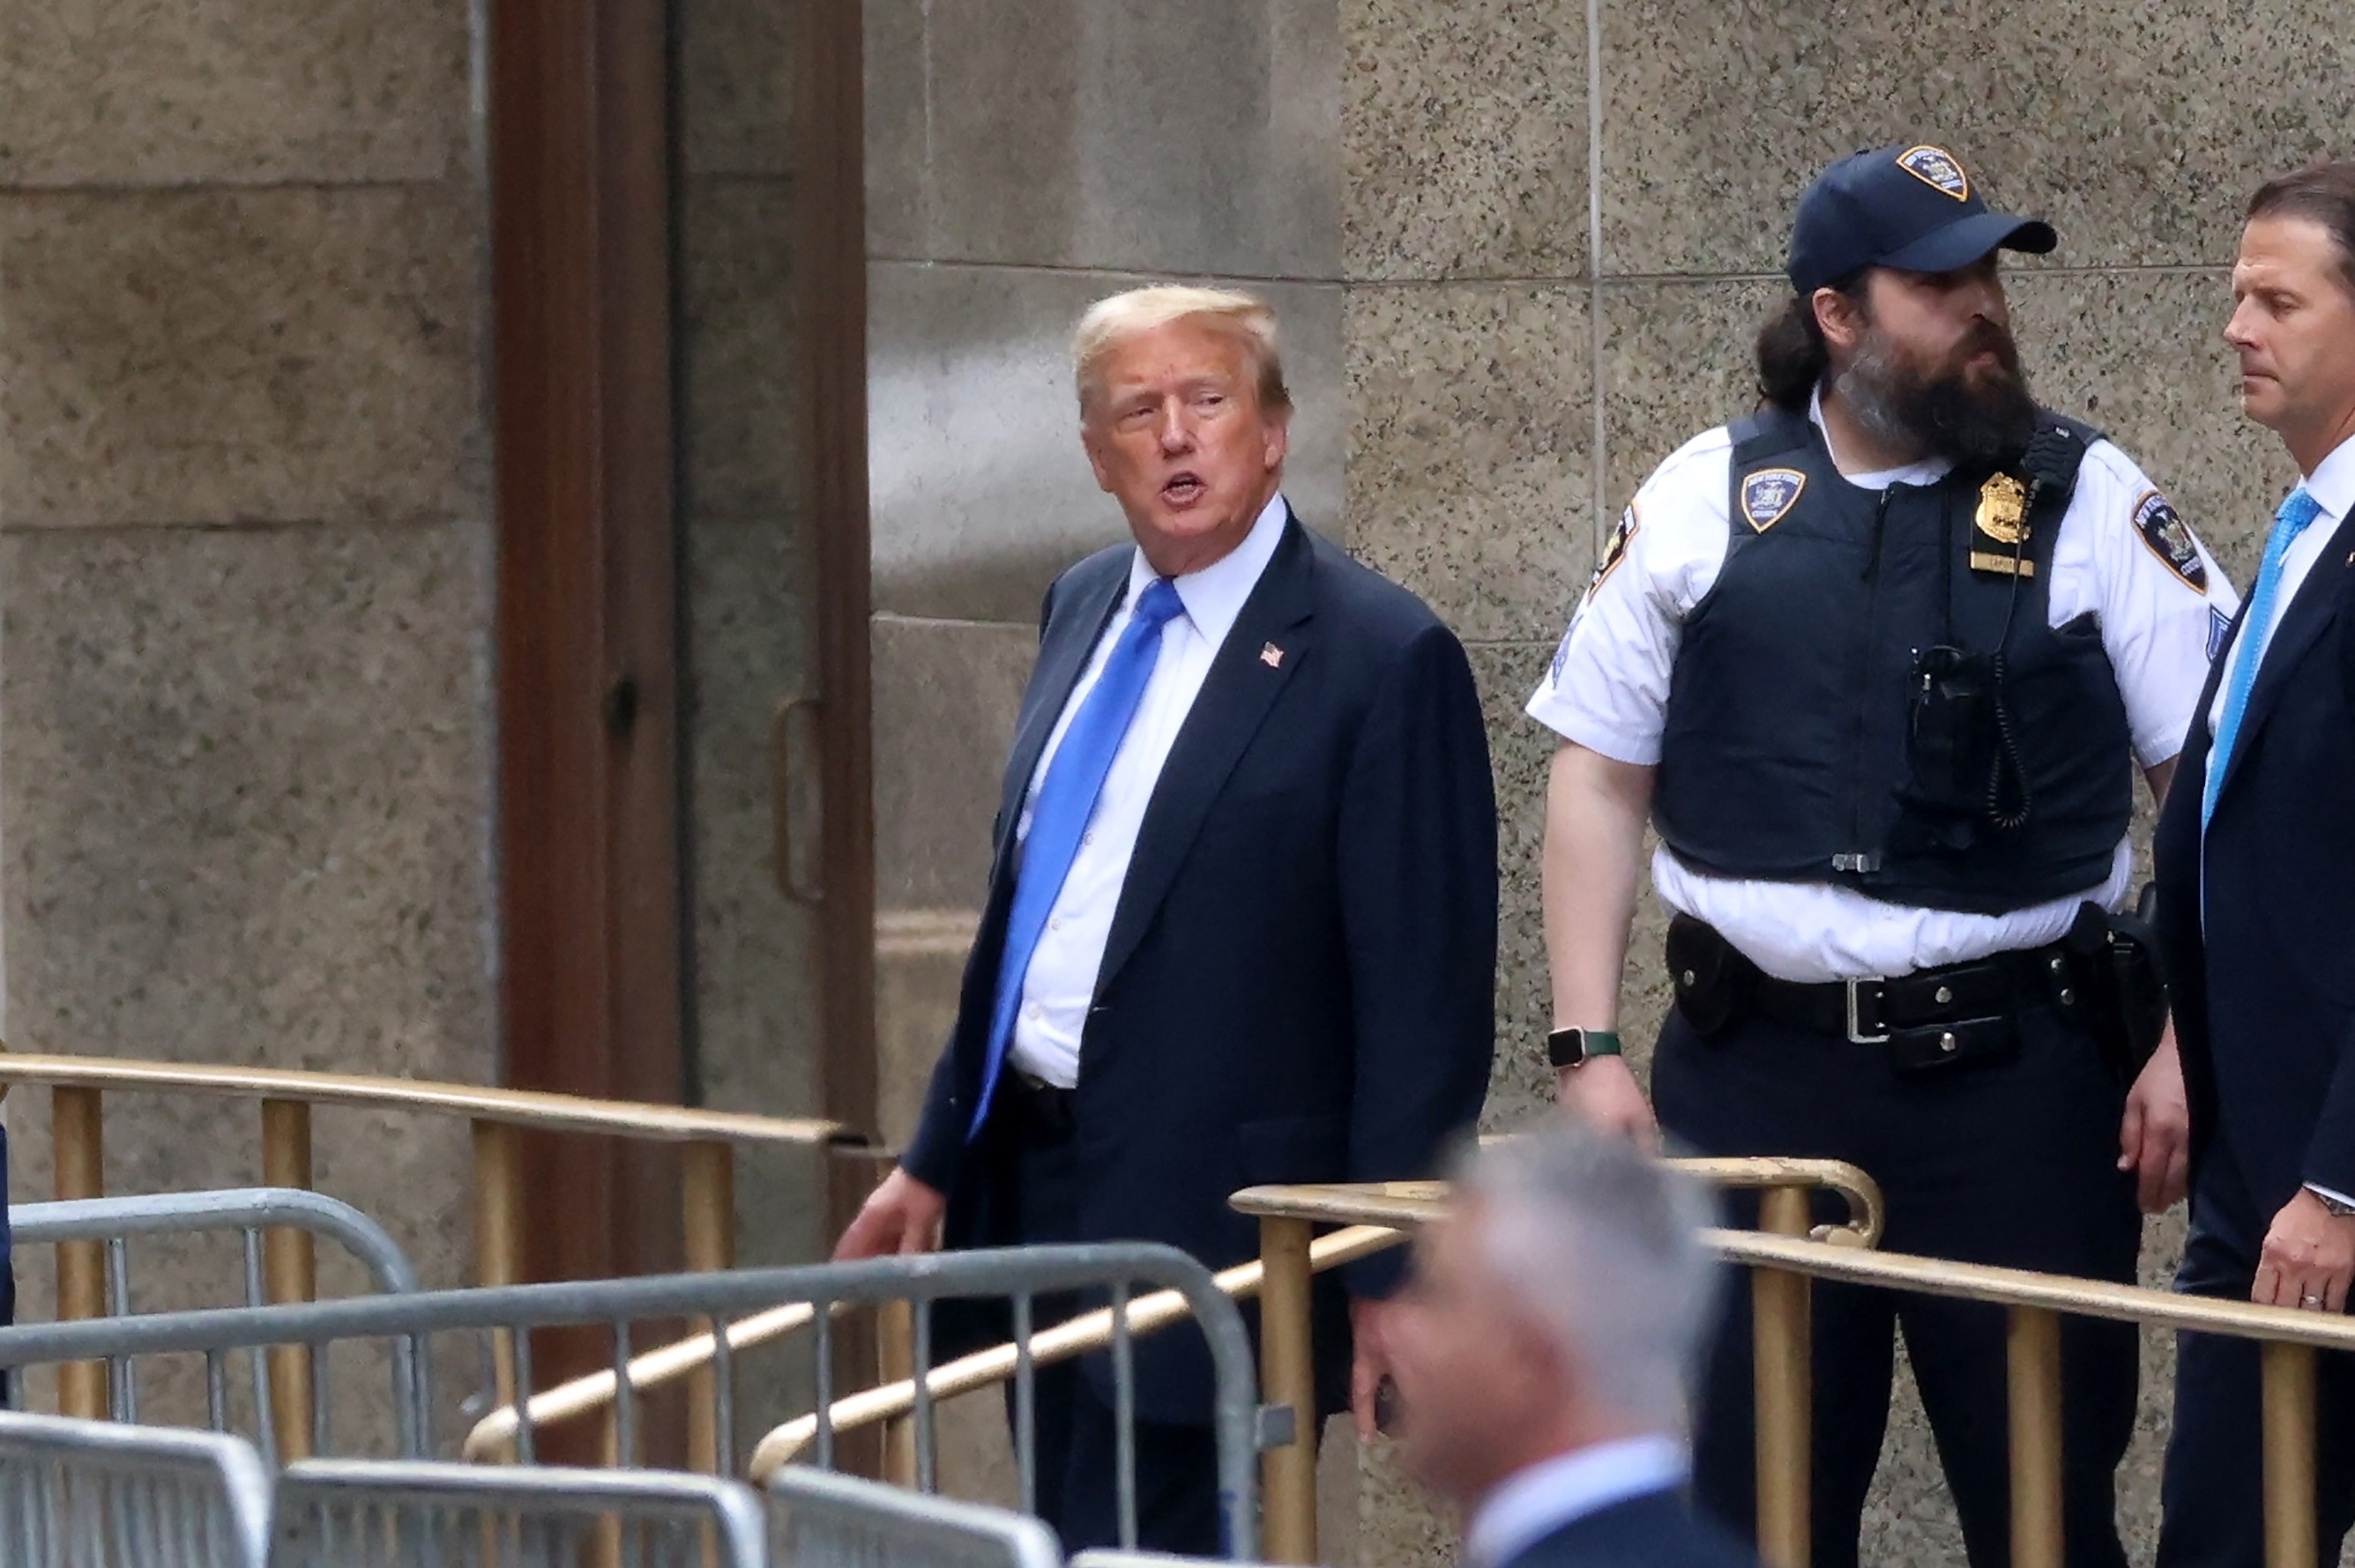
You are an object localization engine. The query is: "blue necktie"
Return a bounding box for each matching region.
[2204,486,2324,827]
[970,577,1186,1137]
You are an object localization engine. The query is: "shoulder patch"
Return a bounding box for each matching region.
[1897,145,1970,201]
[1739,468,1806,533]
[1587,503,1641,595]
[2207,605,2233,662]
[2130,490,2208,591]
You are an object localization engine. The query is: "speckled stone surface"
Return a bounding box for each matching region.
[0,520,492,1307]
[1340,0,1588,284]
[1597,277,1784,506]
[678,0,797,178]
[1345,284,1595,642]
[877,0,1340,277]
[0,184,486,530]
[872,616,1038,914]
[1596,0,2355,277]
[0,0,468,187]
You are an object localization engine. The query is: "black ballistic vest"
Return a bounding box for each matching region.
[1653,405,2134,914]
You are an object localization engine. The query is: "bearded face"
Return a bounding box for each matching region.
[1834,300,2038,469]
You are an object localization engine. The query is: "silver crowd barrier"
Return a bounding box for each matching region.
[771,1465,1062,1568]
[271,1458,766,1568]
[0,1408,271,1568]
[1072,1554,1269,1568]
[0,1244,1263,1557]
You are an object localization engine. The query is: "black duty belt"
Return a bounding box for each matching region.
[1667,913,2084,1074]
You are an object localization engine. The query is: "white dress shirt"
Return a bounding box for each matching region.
[1527,390,2239,982]
[2206,431,2355,736]
[1006,492,1289,1089]
[2202,434,2355,1214]
[1463,1435,1690,1568]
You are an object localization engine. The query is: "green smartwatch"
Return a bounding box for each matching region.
[1547,1026,1623,1070]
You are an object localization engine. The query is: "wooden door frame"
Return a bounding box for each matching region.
[487,0,879,1294]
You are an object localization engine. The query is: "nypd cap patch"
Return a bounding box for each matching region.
[1740,468,1806,533]
[1897,145,1970,202]
[2131,490,2207,591]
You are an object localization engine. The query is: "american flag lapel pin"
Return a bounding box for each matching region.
[1260,641,1285,668]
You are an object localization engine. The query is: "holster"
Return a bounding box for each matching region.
[2056,895,2169,1082]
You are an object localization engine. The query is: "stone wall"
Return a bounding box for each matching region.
[0,0,492,1304]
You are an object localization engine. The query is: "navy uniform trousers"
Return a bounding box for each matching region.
[1654,1000,2142,1568]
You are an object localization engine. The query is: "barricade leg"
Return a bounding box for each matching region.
[52,1084,108,1419]
[1258,1214,1317,1566]
[2260,1340,2317,1568]
[1752,1186,1811,1568]
[262,1097,320,1461]
[2006,1305,2064,1568]
[475,1118,526,1461]
[683,1140,735,1476]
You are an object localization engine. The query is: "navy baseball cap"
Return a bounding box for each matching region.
[1786,143,2056,294]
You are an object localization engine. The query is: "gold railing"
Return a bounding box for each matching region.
[1230,1177,2355,1568]
[0,1049,847,1467]
[460,1157,1880,1485]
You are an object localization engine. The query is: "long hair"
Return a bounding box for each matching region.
[1754,276,1867,412]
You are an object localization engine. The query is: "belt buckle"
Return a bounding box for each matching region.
[1845,979,1890,1045]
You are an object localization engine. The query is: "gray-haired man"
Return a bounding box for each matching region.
[1384,1124,1756,1568]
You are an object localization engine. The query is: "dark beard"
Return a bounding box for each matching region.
[1836,325,2038,469]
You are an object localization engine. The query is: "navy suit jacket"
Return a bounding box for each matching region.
[2153,502,2355,1228]
[898,512,1498,1419]
[1497,1491,1759,1568]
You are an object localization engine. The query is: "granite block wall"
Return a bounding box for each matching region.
[0,0,491,1317]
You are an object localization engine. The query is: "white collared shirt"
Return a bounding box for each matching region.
[2206,431,2355,735]
[1463,1435,1690,1568]
[1006,492,1289,1089]
[1526,389,2239,982]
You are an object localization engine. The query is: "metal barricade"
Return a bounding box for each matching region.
[271,1458,767,1568]
[0,1244,1263,1554]
[0,1407,271,1568]
[770,1465,1059,1568]
[1073,1553,1270,1568]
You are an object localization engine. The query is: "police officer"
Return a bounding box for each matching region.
[1529,145,2237,1568]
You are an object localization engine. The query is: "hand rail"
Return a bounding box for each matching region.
[462,1155,1880,1484]
[1230,1177,2355,1568]
[0,1043,856,1460]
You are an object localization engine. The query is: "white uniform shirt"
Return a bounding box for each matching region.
[1528,392,2239,982]
[1463,1435,1690,1568]
[2206,431,2355,735]
[1007,493,1289,1088]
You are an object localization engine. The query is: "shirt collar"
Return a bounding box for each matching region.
[1126,490,1290,647]
[1807,383,1953,491]
[2299,431,2355,526]
[1463,1435,1689,1568]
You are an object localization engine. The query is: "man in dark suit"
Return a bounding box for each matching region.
[836,286,1498,1553]
[1384,1123,1754,1568]
[2153,163,2355,1567]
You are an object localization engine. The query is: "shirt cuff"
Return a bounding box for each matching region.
[2304,1181,2355,1212]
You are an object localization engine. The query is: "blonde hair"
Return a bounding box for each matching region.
[1071,286,1291,417]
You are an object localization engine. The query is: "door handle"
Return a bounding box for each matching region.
[772,695,824,905]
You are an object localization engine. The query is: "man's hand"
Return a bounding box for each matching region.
[2252,1188,2355,1312]
[1348,1295,1399,1442]
[833,1168,946,1261]
[1557,1057,1659,1151]
[2117,1032,2191,1213]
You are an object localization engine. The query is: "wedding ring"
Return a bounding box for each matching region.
[2302,1293,2324,1307]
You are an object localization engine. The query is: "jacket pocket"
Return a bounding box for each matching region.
[1235,1114,1349,1187]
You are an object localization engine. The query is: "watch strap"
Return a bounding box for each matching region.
[1547,1027,1623,1069]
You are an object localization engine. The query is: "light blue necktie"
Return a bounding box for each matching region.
[969,577,1186,1138]
[2203,486,2324,827]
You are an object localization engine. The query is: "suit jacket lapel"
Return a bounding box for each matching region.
[1092,516,1319,999]
[994,564,1128,861]
[2212,507,2355,809]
